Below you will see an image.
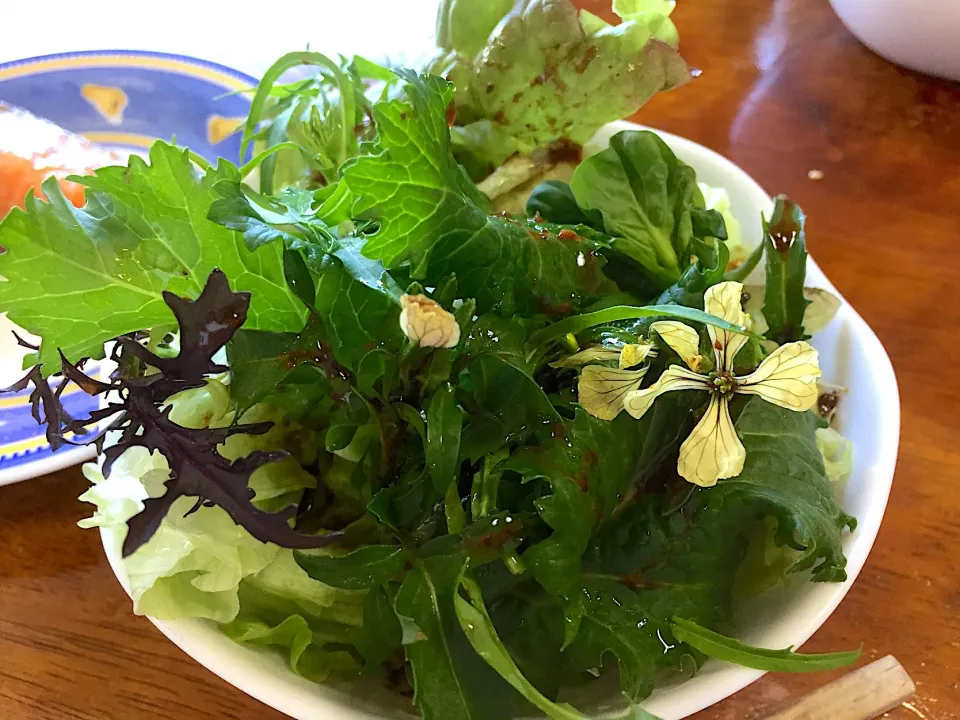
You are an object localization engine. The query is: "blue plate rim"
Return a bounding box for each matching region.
[0,49,259,484]
[0,49,259,91]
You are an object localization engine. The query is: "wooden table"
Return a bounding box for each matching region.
[2,1,958,718]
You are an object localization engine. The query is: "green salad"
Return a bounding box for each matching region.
[0,1,860,718]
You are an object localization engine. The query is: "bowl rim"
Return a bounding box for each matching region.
[99,119,901,719]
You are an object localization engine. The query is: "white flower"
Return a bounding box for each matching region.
[575,342,657,420]
[399,294,461,349]
[624,281,821,487]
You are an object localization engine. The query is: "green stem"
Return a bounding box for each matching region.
[503,549,525,575]
[186,150,212,172]
[241,50,347,163]
[445,483,466,534]
[724,241,764,282]
[239,141,304,178]
[528,304,755,358]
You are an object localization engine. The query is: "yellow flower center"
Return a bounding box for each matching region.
[708,370,737,397]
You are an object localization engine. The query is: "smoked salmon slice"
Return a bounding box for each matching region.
[0,103,123,218]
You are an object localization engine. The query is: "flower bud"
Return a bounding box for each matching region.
[399,294,461,349]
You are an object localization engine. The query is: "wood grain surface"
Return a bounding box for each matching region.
[2,1,959,718]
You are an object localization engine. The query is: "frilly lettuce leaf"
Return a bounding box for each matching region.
[221,613,358,682]
[434,0,689,166]
[816,426,853,487]
[82,446,280,623]
[78,380,323,624]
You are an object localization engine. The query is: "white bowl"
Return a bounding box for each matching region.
[101,120,900,719]
[830,0,960,81]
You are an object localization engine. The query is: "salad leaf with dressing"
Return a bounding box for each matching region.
[0,2,861,718]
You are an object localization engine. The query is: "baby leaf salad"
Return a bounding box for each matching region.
[0,1,859,717]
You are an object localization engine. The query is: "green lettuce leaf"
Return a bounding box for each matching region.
[223,549,365,682]
[436,0,515,58]
[221,613,359,682]
[0,143,305,371]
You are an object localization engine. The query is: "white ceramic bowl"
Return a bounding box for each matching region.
[830,0,960,81]
[101,120,900,719]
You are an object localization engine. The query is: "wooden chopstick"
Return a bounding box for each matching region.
[762,656,916,720]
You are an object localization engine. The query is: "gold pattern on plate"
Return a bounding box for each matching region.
[81,84,128,126]
[207,115,245,145]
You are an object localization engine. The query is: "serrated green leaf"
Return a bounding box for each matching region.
[0,142,305,371]
[314,259,404,371]
[718,396,855,582]
[670,616,861,672]
[340,72,617,315]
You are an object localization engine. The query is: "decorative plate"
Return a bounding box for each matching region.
[0,50,257,486]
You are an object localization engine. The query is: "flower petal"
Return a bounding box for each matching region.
[737,341,821,411]
[623,365,706,420]
[704,281,750,371]
[651,321,702,371]
[550,346,622,369]
[578,366,649,420]
[677,395,745,487]
[619,341,657,369]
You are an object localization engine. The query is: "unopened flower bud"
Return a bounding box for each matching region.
[399,294,461,348]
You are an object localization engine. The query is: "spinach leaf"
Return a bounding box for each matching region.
[570,130,722,289]
[394,554,513,720]
[526,180,601,227]
[762,196,810,343]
